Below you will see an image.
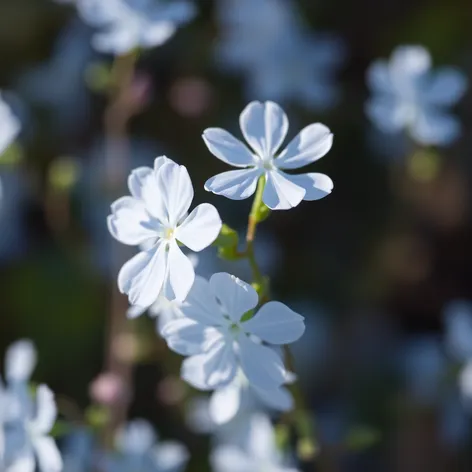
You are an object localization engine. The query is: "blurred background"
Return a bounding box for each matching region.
[1,0,472,470]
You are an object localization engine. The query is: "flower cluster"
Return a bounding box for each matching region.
[106,101,334,423]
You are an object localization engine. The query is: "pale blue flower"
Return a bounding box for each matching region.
[101,419,188,472]
[61,429,95,472]
[162,273,305,391]
[75,0,196,54]
[216,0,344,109]
[211,413,299,472]
[366,45,467,146]
[18,20,94,133]
[0,92,20,155]
[108,156,222,307]
[203,101,334,210]
[1,341,62,472]
[444,300,472,362]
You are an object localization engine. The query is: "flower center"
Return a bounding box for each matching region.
[229,322,241,337]
[164,228,175,240]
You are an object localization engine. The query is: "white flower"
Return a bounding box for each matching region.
[0,92,20,155]
[161,273,305,391]
[101,419,188,472]
[203,101,334,210]
[366,45,467,146]
[108,156,222,307]
[75,0,196,54]
[211,414,299,472]
[4,385,62,472]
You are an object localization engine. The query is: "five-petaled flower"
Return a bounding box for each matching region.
[74,0,196,54]
[107,156,222,308]
[366,45,468,146]
[203,101,334,210]
[161,273,305,392]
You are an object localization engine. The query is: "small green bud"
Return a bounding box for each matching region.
[85,405,111,429]
[217,245,239,261]
[85,61,113,92]
[297,437,318,461]
[254,202,271,222]
[213,224,239,249]
[48,156,81,192]
[345,425,380,452]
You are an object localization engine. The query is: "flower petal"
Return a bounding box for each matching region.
[246,414,279,462]
[127,166,153,199]
[243,301,305,344]
[262,171,305,210]
[421,67,468,106]
[6,339,36,384]
[153,441,190,472]
[366,60,392,95]
[33,436,63,472]
[204,168,262,200]
[365,97,405,133]
[182,336,237,390]
[209,381,241,425]
[238,337,287,390]
[390,45,431,81]
[281,172,333,201]
[162,318,216,356]
[210,273,258,322]
[411,109,461,146]
[126,304,148,319]
[176,203,222,252]
[31,385,57,435]
[118,241,168,308]
[108,197,159,246]
[202,128,256,167]
[116,419,156,455]
[276,123,333,169]
[157,160,194,227]
[211,445,255,472]
[239,101,288,157]
[181,276,224,326]
[251,383,294,412]
[168,240,195,302]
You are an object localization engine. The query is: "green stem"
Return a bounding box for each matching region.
[243,176,318,465]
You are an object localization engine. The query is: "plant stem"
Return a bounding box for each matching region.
[244,176,319,465]
[103,50,139,447]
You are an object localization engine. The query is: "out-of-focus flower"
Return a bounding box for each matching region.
[162,273,305,391]
[17,20,94,134]
[74,0,196,54]
[1,341,62,472]
[0,92,20,155]
[61,429,95,472]
[366,45,467,146]
[203,101,334,210]
[89,372,128,406]
[101,419,188,472]
[216,0,344,109]
[444,300,472,362]
[108,156,222,308]
[211,413,299,472]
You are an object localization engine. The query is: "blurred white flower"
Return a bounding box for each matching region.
[444,300,472,362]
[211,413,299,472]
[108,156,222,308]
[0,92,20,155]
[74,0,196,54]
[203,101,334,210]
[162,273,305,391]
[366,45,467,146]
[101,419,188,472]
[216,0,344,109]
[17,20,94,133]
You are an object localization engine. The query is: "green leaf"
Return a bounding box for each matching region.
[345,425,380,452]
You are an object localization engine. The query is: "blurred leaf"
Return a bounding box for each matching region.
[345,425,380,452]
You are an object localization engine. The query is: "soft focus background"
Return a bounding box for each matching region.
[2,0,472,470]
